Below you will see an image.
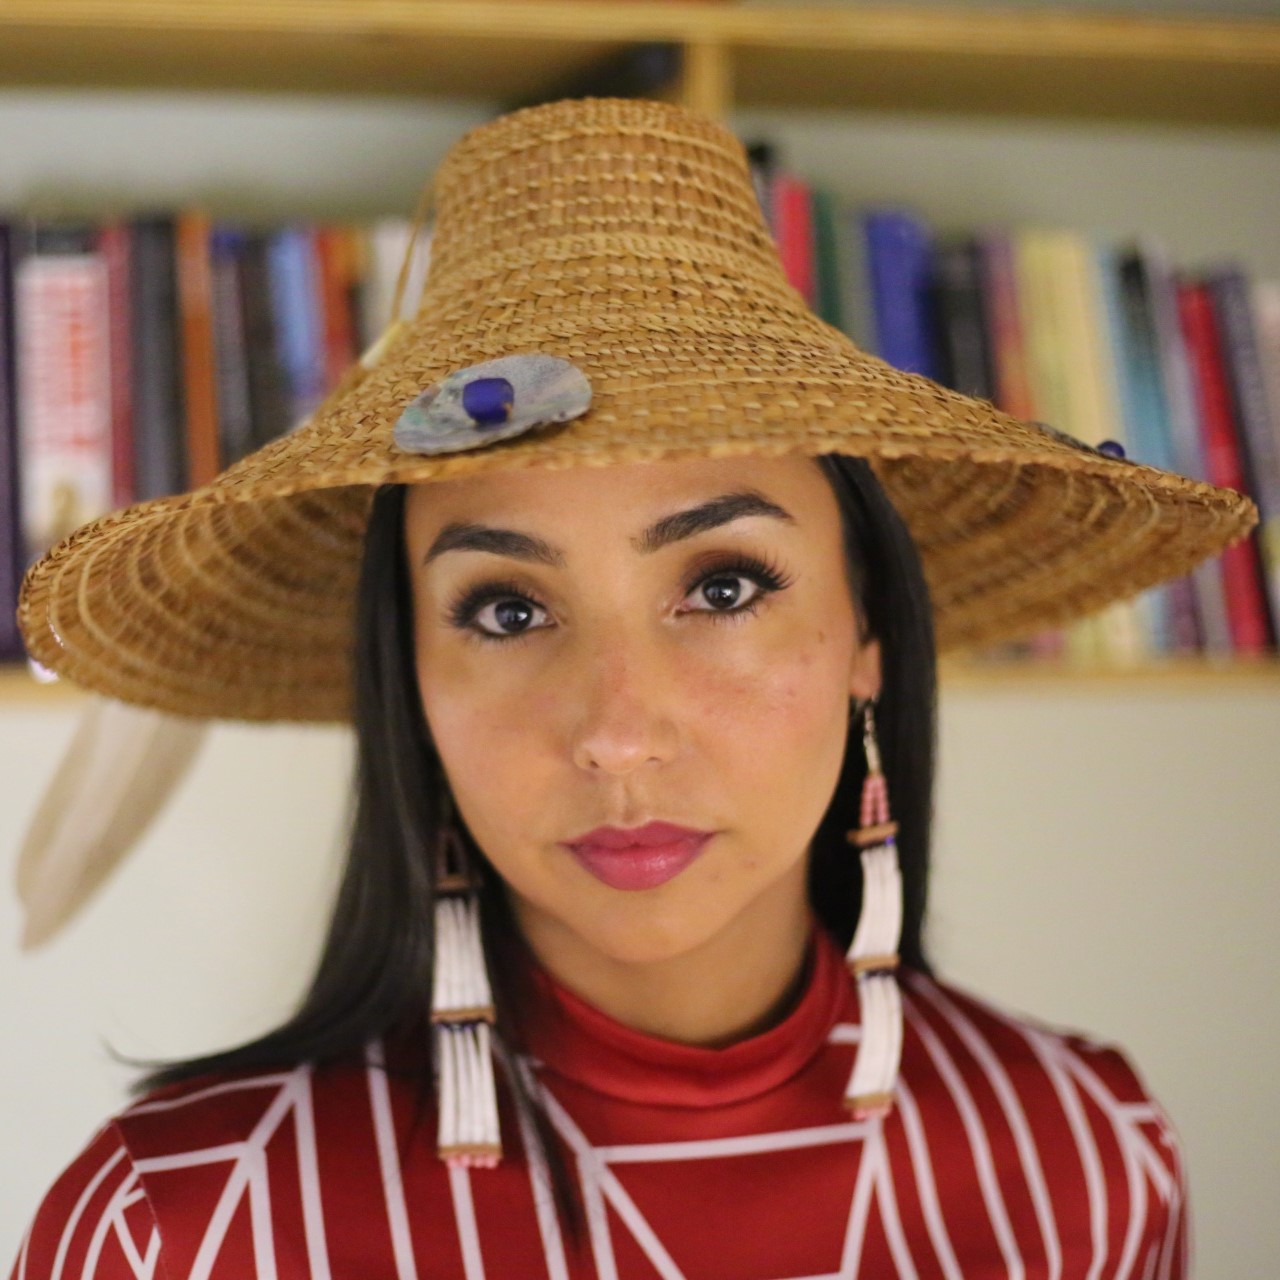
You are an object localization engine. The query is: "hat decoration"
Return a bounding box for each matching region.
[393,353,592,456]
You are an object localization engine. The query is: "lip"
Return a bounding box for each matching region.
[562,821,716,891]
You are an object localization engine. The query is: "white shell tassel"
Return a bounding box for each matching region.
[431,822,502,1168]
[843,702,904,1120]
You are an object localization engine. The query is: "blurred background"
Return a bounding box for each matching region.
[1,0,1278,1272]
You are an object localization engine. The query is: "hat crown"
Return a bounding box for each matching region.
[421,97,784,299]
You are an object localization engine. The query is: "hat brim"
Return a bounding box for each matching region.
[17,304,1256,722]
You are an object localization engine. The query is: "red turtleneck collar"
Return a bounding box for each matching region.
[520,922,851,1109]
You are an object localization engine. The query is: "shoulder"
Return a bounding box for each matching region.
[9,1045,438,1280]
[900,968,1179,1116]
[897,969,1190,1271]
[9,1117,160,1280]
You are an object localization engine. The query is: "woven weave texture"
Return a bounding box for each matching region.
[17,97,1258,721]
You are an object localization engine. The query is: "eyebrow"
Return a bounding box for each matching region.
[422,489,796,568]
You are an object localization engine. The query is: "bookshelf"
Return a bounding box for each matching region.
[2,1,1279,694]
[0,2,1276,127]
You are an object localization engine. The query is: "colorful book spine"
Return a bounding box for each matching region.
[238,228,292,451]
[97,220,135,511]
[864,208,939,380]
[209,223,255,468]
[1141,236,1233,656]
[0,220,22,660]
[772,170,817,308]
[13,220,114,565]
[1099,245,1177,654]
[1209,267,1280,644]
[128,214,187,501]
[930,235,996,402]
[810,187,845,333]
[267,225,327,431]
[1177,278,1272,654]
[977,229,1037,421]
[175,208,220,488]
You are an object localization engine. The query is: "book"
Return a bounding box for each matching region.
[930,234,996,402]
[1177,277,1272,654]
[175,207,220,487]
[810,187,845,333]
[1102,246,1192,654]
[1141,236,1233,656]
[772,170,817,308]
[237,228,292,451]
[316,224,360,394]
[863,207,939,379]
[97,220,135,510]
[0,220,22,660]
[267,225,327,430]
[209,223,255,468]
[13,219,114,564]
[1208,266,1280,645]
[128,214,187,500]
[977,229,1037,421]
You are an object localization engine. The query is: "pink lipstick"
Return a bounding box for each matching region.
[563,820,715,891]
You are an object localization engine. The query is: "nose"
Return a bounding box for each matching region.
[568,625,680,776]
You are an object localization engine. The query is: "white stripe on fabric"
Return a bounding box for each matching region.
[595,1164,687,1280]
[536,1085,620,1280]
[290,1066,333,1280]
[448,1165,487,1280]
[185,1074,298,1280]
[903,992,1026,1280]
[595,1122,870,1164]
[245,1146,278,1280]
[365,1041,420,1280]
[836,1118,879,1278]
[913,980,1062,1278]
[140,1231,161,1280]
[123,1074,293,1116]
[511,1058,571,1280]
[133,1144,246,1172]
[894,1077,964,1280]
[868,1124,920,1280]
[51,1143,126,1280]
[80,1171,139,1280]
[1021,1026,1109,1280]
[112,1189,148,1278]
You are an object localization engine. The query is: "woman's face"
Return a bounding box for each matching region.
[403,453,881,971]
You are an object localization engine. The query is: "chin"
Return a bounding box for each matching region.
[572,905,729,969]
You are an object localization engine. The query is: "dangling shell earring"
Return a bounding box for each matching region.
[843,697,904,1120]
[431,793,503,1168]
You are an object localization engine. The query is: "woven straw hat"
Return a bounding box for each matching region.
[17,96,1258,723]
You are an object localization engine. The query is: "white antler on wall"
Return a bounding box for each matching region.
[15,696,207,949]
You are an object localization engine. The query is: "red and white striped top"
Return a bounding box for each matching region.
[10,926,1188,1279]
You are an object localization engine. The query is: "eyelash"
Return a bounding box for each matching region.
[445,552,795,645]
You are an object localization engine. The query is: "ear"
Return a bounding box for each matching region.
[849,635,882,706]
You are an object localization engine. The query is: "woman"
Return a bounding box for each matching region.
[11,96,1254,1278]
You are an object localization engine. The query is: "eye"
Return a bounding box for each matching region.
[447,580,551,643]
[445,551,794,645]
[681,553,793,621]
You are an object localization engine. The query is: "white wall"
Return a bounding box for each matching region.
[2,71,1278,1273]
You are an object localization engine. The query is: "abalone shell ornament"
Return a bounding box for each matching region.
[393,354,592,456]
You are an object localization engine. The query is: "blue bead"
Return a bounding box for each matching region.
[1097,439,1127,459]
[461,377,515,428]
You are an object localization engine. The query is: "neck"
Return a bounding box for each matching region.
[512,860,814,1047]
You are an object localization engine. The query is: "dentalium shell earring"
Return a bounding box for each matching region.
[431,792,503,1167]
[843,697,905,1120]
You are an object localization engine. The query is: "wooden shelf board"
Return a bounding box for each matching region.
[939,654,1280,691]
[0,2,1274,127]
[5,657,1280,709]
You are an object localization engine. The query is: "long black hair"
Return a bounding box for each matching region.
[134,451,938,1240]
